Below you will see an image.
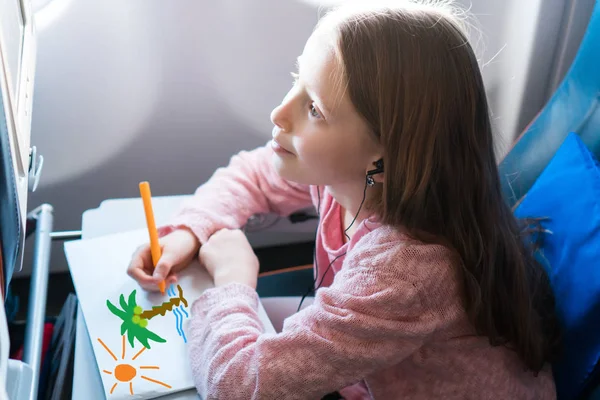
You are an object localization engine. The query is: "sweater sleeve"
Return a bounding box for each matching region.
[159,143,313,243]
[187,235,456,400]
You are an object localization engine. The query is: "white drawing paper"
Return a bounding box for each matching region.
[65,229,274,399]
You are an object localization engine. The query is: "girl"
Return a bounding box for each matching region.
[127,1,560,398]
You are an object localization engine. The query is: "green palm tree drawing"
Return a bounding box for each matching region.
[106,285,188,349]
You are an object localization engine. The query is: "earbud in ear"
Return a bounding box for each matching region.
[366,159,384,186]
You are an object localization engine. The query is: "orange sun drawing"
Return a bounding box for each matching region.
[97,335,172,395]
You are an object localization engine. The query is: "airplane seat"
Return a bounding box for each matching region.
[501,1,600,399]
[500,1,600,204]
[259,1,600,399]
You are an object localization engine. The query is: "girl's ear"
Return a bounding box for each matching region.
[373,171,384,184]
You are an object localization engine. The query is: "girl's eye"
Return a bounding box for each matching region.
[289,72,322,119]
[309,103,321,118]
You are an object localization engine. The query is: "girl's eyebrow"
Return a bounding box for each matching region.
[295,56,334,118]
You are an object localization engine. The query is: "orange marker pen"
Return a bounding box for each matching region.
[139,181,166,295]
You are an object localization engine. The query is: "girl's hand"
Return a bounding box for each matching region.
[199,229,259,289]
[127,228,200,291]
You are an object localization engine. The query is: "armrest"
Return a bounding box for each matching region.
[21,204,53,399]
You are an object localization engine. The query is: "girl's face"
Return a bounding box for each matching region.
[269,29,381,187]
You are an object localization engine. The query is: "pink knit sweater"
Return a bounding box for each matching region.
[162,144,556,399]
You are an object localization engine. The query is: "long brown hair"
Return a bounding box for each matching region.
[320,1,560,372]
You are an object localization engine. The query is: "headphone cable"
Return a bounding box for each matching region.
[297,180,369,312]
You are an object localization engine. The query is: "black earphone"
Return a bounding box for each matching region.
[367,159,384,176]
[366,159,384,186]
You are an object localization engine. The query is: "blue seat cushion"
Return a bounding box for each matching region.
[515,132,600,399]
[256,267,314,298]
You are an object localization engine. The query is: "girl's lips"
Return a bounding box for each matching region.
[271,139,293,155]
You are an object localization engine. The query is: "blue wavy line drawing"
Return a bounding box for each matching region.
[165,284,189,343]
[173,308,183,337]
[175,306,187,343]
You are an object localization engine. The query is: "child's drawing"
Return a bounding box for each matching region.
[97,335,172,396]
[106,284,189,349]
[168,284,189,343]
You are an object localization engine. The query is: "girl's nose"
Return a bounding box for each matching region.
[270,99,293,133]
